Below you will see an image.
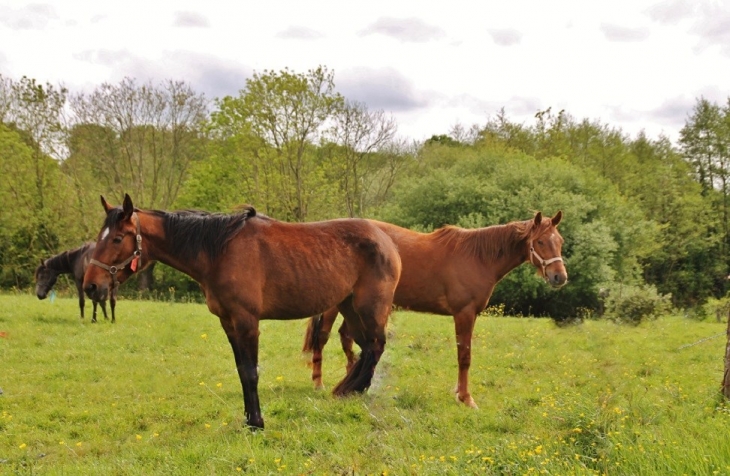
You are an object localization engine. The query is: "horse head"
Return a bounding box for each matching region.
[527,211,567,288]
[34,259,60,299]
[83,194,143,301]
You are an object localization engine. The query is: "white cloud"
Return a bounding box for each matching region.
[276,26,324,40]
[359,17,445,43]
[338,67,431,112]
[173,11,210,28]
[488,29,522,46]
[0,3,57,30]
[600,23,650,42]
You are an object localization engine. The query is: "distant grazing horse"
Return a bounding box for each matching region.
[83,194,401,430]
[35,243,117,323]
[303,212,567,408]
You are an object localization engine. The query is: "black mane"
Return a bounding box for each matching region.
[40,243,92,273]
[105,206,257,263]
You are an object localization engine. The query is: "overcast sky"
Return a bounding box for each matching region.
[0,0,728,143]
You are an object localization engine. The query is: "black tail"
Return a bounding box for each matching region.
[302,314,323,353]
[332,348,378,396]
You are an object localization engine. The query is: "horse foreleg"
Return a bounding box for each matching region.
[76,283,85,321]
[99,299,109,320]
[91,300,98,323]
[220,316,263,430]
[453,310,478,408]
[110,289,116,323]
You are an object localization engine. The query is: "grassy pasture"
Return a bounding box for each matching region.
[1,293,729,475]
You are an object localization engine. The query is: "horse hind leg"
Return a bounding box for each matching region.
[100,299,109,320]
[302,307,339,390]
[338,320,357,373]
[332,292,390,396]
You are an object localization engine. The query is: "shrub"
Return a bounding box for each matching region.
[603,284,673,325]
[700,296,730,322]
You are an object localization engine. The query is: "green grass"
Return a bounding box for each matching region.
[1,293,730,475]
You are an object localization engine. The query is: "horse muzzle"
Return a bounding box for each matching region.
[546,271,568,288]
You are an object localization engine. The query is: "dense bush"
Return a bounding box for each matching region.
[603,284,673,325]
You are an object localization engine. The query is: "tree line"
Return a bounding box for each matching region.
[1,67,729,319]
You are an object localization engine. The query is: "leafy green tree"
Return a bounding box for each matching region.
[67,78,209,209]
[473,107,725,307]
[0,76,83,287]
[680,98,725,196]
[210,67,343,221]
[66,78,209,289]
[0,75,68,211]
[321,100,401,217]
[0,123,78,287]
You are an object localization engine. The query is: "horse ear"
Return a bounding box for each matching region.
[552,210,563,227]
[533,212,543,227]
[122,194,134,220]
[100,195,113,213]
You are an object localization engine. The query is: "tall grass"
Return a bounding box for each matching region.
[1,293,729,475]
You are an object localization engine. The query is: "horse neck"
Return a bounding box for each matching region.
[138,212,210,283]
[474,222,530,280]
[44,251,73,275]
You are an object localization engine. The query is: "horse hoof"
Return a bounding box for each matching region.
[314,382,325,391]
[455,393,479,409]
[245,418,264,431]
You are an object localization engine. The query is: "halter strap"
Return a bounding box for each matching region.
[529,243,563,279]
[90,213,143,289]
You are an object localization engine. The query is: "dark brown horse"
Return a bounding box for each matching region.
[303,212,567,407]
[35,243,117,323]
[82,194,401,429]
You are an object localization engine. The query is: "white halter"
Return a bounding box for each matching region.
[529,244,563,277]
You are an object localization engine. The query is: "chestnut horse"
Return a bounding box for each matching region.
[83,194,401,429]
[35,242,117,323]
[303,211,567,407]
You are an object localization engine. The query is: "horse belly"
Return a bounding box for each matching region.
[261,271,357,320]
[393,268,453,315]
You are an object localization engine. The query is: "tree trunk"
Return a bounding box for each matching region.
[136,262,156,292]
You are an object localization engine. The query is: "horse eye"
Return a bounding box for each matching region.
[537,240,544,245]
[113,236,123,244]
